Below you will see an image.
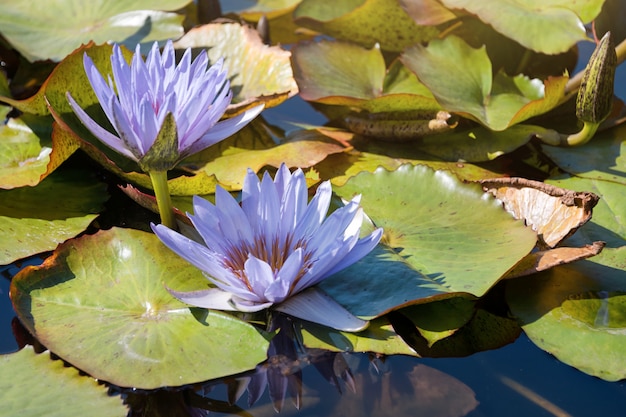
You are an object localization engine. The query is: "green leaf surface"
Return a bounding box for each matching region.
[294,0,438,52]
[0,113,52,189]
[0,0,190,62]
[297,316,418,356]
[320,165,537,319]
[401,36,567,130]
[541,124,626,186]
[10,227,270,389]
[0,169,107,265]
[292,40,439,113]
[507,247,626,381]
[441,0,601,54]
[0,347,128,417]
[418,124,553,162]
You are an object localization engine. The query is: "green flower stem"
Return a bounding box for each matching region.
[149,170,176,230]
[561,122,600,147]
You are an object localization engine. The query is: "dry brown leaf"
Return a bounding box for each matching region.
[479,177,599,248]
[504,241,605,279]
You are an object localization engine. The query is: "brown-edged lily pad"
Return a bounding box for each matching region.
[292,40,440,114]
[174,22,298,113]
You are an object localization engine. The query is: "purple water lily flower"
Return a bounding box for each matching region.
[152,164,383,331]
[67,40,263,170]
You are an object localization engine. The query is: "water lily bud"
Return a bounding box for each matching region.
[576,32,617,124]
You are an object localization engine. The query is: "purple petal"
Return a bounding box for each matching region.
[66,92,138,161]
[167,287,237,310]
[183,104,264,156]
[274,288,369,331]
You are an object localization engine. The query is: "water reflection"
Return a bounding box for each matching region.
[122,313,478,417]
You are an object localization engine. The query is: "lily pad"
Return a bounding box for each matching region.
[0,169,107,265]
[0,113,52,189]
[0,0,190,62]
[10,227,270,389]
[320,164,537,319]
[174,22,299,112]
[190,128,348,190]
[541,123,626,186]
[417,124,555,162]
[294,0,438,52]
[440,0,601,54]
[292,40,439,113]
[507,247,626,381]
[0,347,128,417]
[297,315,418,356]
[401,35,568,131]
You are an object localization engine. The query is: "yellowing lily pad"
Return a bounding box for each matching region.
[0,0,191,62]
[10,227,270,389]
[0,113,52,189]
[174,22,298,112]
[0,347,128,417]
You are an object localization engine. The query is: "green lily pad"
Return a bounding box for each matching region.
[320,164,537,319]
[440,0,602,54]
[418,124,559,162]
[174,22,299,112]
[0,347,128,417]
[10,227,270,389]
[292,40,439,113]
[293,0,438,52]
[0,113,52,189]
[541,123,626,186]
[0,0,190,62]
[401,35,568,131]
[299,299,521,357]
[507,247,626,381]
[0,169,107,265]
[297,316,417,356]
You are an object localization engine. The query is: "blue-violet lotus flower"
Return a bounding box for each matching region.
[152,164,383,330]
[67,40,263,171]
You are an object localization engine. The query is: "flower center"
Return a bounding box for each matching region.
[222,233,314,293]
